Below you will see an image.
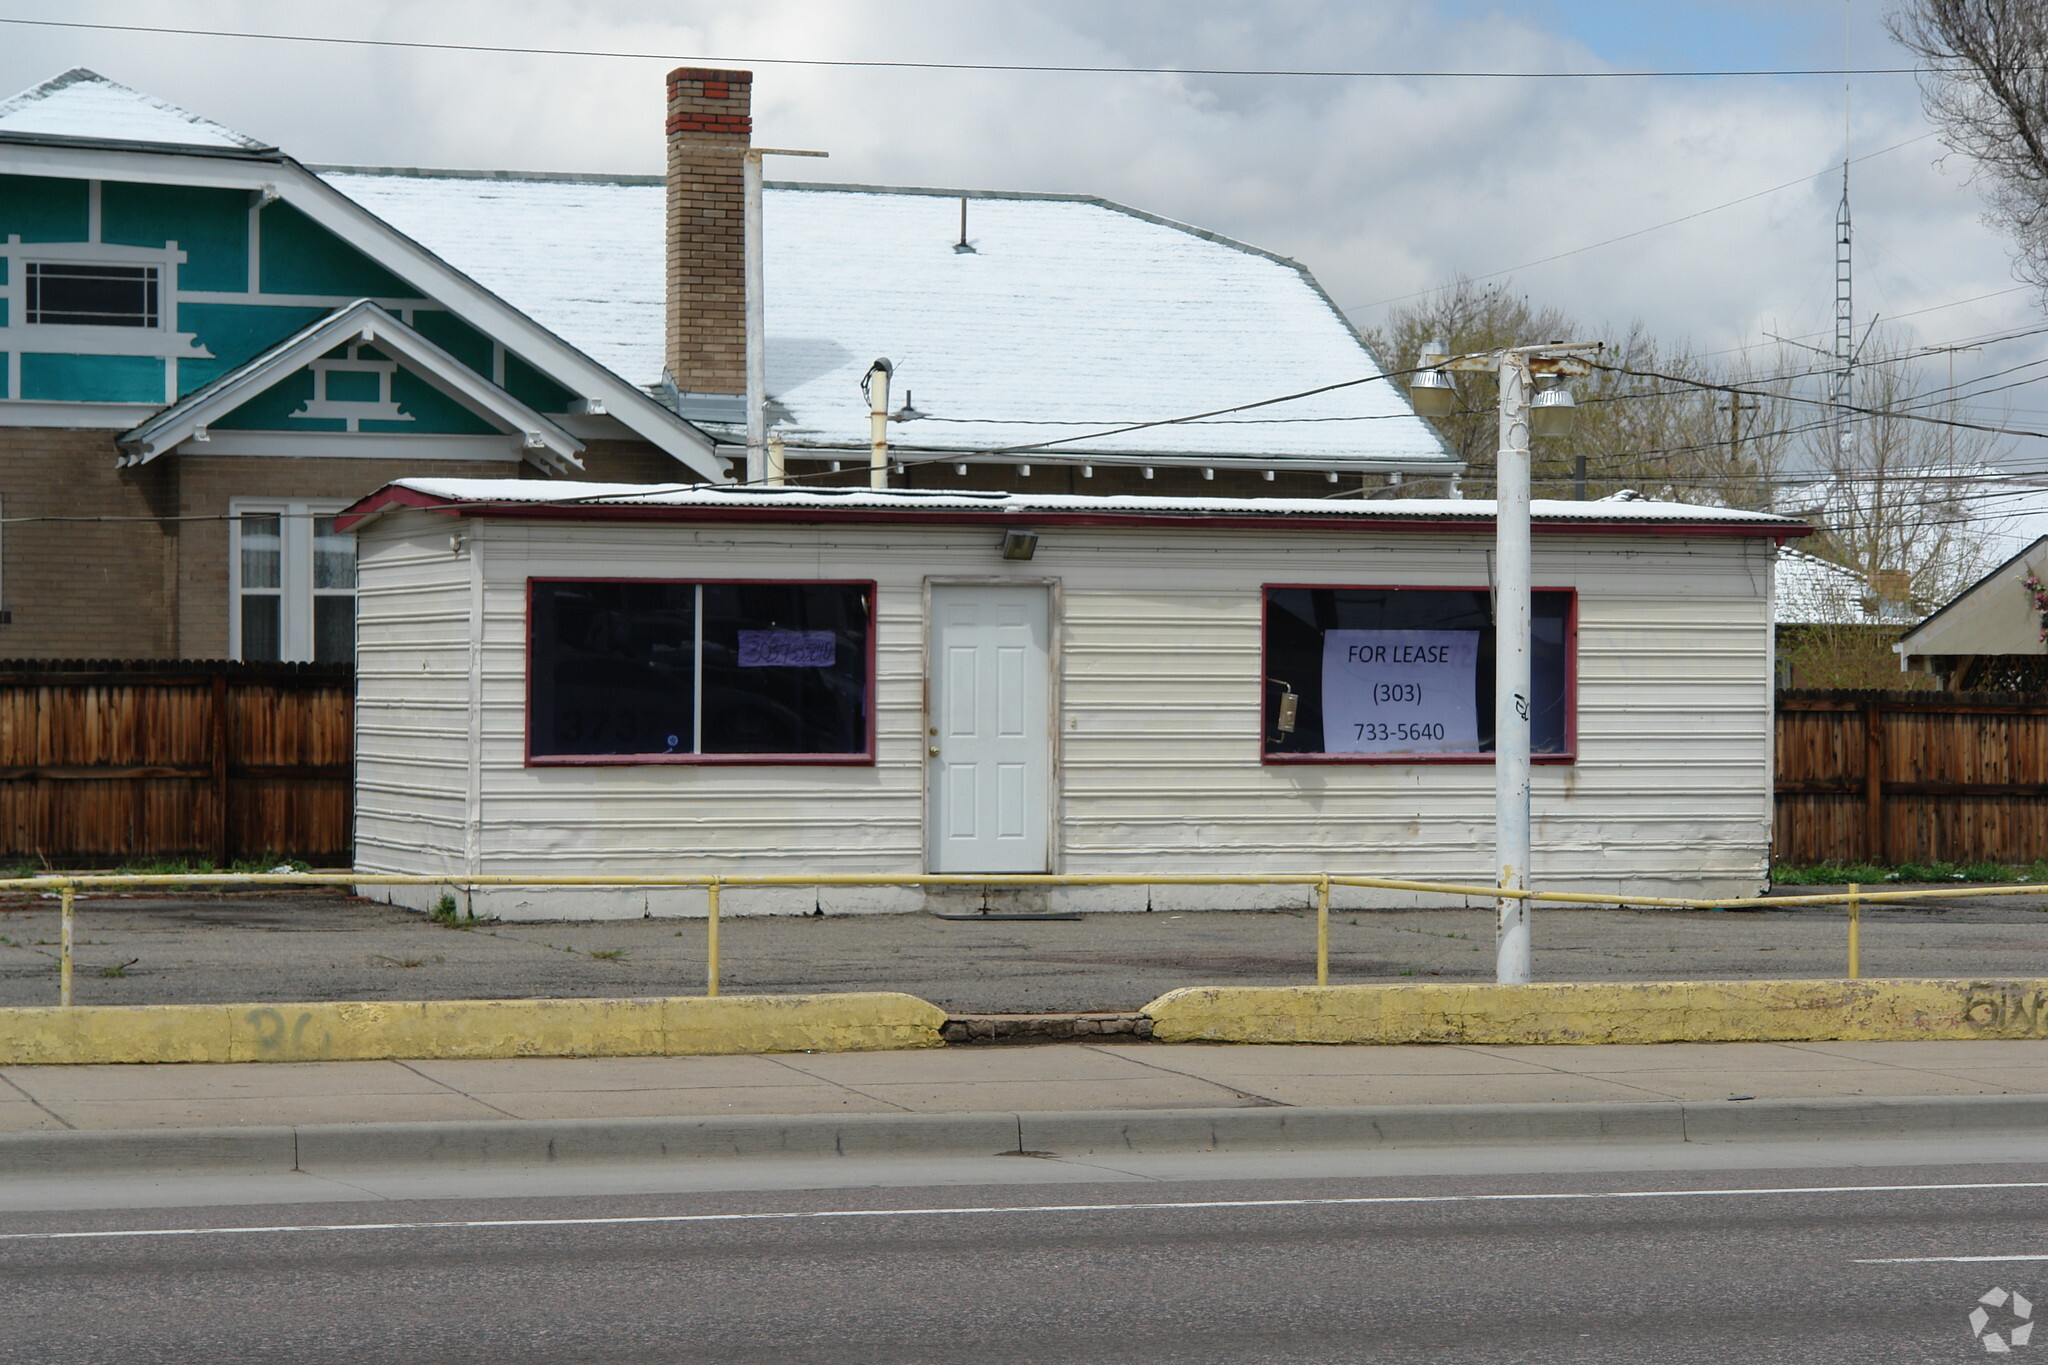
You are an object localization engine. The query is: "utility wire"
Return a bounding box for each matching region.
[0,17,1947,80]
[1343,132,1940,314]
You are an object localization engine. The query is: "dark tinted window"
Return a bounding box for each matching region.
[26,263,159,327]
[1263,587,1572,759]
[529,580,870,760]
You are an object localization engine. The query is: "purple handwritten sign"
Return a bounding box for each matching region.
[737,629,836,668]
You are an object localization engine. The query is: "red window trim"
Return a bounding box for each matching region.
[524,575,879,767]
[1259,582,1579,766]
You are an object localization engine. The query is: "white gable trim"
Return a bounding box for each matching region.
[117,299,583,473]
[0,139,726,482]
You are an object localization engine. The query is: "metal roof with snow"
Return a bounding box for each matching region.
[1774,547,1915,627]
[341,478,1808,537]
[319,169,1457,474]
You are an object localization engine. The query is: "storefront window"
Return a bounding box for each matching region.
[527,579,873,763]
[1262,586,1574,762]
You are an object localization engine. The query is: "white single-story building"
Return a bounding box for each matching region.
[339,478,1809,919]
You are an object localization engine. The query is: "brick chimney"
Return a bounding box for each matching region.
[664,66,752,401]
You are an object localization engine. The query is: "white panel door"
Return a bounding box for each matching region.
[928,585,1050,873]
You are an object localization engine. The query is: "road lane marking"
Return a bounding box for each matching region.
[1858,1255,2048,1264]
[5,1180,2048,1244]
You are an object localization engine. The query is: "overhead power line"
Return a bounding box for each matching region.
[0,17,1947,80]
[1343,132,1940,315]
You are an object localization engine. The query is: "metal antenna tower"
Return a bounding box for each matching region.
[1833,161,1853,409]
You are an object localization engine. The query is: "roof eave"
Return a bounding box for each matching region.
[337,486,1810,540]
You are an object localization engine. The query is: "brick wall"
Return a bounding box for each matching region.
[664,66,751,398]
[0,428,177,657]
[573,439,693,484]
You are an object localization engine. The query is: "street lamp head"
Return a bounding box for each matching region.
[1419,337,1450,368]
[1529,384,1577,438]
[1408,367,1457,418]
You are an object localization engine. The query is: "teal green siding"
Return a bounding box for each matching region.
[0,175,89,243]
[504,351,577,413]
[411,310,492,375]
[212,370,339,431]
[213,362,499,435]
[258,201,414,299]
[323,369,381,402]
[102,183,250,292]
[3,176,594,428]
[21,354,162,402]
[367,370,496,434]
[175,302,331,391]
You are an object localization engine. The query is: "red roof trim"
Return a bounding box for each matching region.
[335,486,1812,541]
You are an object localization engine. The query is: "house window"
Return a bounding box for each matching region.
[24,262,160,328]
[1262,585,1576,763]
[230,502,356,663]
[527,579,873,764]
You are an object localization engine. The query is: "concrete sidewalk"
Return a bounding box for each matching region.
[8,1039,2048,1133]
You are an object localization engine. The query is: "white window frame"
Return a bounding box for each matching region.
[228,498,355,663]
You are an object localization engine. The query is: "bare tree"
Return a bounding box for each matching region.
[1365,278,1789,507]
[1889,0,2048,297]
[1792,344,2010,609]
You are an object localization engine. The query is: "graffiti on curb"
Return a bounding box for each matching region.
[243,1008,335,1057]
[1965,985,2048,1036]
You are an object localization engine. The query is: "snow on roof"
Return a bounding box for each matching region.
[352,477,1804,531]
[0,68,270,151]
[318,169,1453,469]
[1775,547,1912,626]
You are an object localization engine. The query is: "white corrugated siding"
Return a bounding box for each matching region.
[354,513,1776,915]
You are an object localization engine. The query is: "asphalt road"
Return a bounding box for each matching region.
[4,887,2048,1011]
[3,1163,2047,1362]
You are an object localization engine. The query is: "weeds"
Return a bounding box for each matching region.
[428,894,492,930]
[587,948,628,962]
[1772,860,2048,885]
[97,958,138,979]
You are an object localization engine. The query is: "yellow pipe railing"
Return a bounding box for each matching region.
[11,866,2035,1005]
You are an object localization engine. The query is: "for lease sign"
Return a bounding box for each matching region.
[1319,629,1481,755]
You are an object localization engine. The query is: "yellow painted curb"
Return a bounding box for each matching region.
[1142,979,2048,1045]
[0,993,949,1065]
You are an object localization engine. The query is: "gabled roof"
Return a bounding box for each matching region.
[340,478,1809,538]
[1897,535,2048,657]
[319,170,1458,473]
[0,71,723,480]
[0,68,271,153]
[1775,547,1916,627]
[118,301,584,473]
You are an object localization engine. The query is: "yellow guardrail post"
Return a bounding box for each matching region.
[1315,873,1331,987]
[1847,881,1861,980]
[58,881,74,1007]
[706,877,721,998]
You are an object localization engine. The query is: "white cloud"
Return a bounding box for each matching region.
[2,1,2041,401]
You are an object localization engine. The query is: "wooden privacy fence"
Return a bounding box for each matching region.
[1776,689,2048,866]
[0,660,351,867]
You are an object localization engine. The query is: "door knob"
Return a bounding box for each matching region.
[928,746,941,756]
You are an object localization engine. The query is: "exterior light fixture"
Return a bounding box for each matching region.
[1529,383,1578,439]
[1000,529,1038,561]
[1408,367,1457,418]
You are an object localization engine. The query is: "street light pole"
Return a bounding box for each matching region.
[1410,341,1599,985]
[1493,354,1534,983]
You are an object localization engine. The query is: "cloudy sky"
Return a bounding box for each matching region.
[2,1,2041,431]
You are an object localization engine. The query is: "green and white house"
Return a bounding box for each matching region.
[0,69,722,661]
